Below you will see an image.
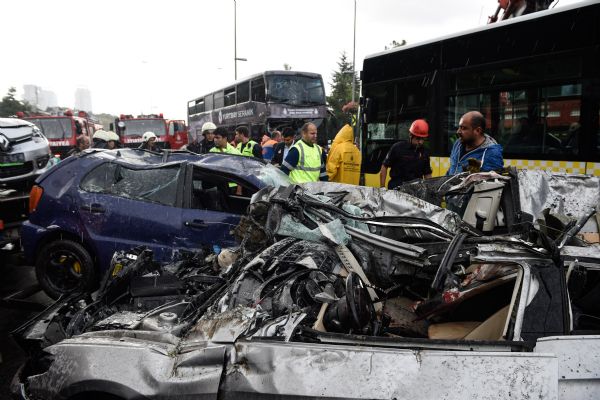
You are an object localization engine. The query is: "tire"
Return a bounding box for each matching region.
[35,239,96,299]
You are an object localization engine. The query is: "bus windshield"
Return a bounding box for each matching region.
[266,75,325,106]
[27,118,72,139]
[122,119,166,137]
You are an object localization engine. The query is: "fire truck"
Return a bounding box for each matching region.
[166,119,189,150]
[112,114,183,150]
[18,110,97,158]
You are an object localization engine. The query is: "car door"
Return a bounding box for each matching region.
[178,164,252,251]
[78,161,186,269]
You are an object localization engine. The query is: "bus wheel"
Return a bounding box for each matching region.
[35,240,96,299]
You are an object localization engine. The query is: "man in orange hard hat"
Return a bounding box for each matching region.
[380,119,432,189]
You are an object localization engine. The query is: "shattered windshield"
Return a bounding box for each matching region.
[266,74,325,105]
[26,117,72,139]
[122,119,166,137]
[80,163,181,206]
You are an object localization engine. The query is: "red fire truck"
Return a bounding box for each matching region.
[18,110,96,157]
[166,119,189,150]
[112,114,187,149]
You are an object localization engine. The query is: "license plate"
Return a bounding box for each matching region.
[0,153,25,164]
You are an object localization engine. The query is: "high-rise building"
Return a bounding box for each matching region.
[23,85,40,106]
[23,84,58,110]
[75,88,92,112]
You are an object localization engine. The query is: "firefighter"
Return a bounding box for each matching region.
[67,135,90,156]
[106,131,120,150]
[139,131,162,152]
[280,122,328,184]
[326,124,362,185]
[380,119,432,189]
[209,127,241,155]
[235,126,262,159]
[91,130,109,149]
[188,122,216,154]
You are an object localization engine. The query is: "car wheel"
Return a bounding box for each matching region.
[35,239,95,299]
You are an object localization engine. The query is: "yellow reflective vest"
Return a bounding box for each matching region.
[237,140,258,157]
[210,143,241,187]
[289,140,323,184]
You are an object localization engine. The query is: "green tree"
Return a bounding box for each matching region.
[326,52,359,126]
[0,87,33,117]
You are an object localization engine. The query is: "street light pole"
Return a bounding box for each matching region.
[234,0,237,80]
[351,0,357,103]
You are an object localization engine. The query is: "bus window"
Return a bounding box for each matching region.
[448,83,582,157]
[214,91,225,109]
[251,78,266,102]
[195,99,205,114]
[224,87,236,107]
[237,81,250,103]
[205,94,214,111]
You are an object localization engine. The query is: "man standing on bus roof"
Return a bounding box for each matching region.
[380,119,432,189]
[447,111,504,175]
[281,122,328,183]
[210,127,241,155]
[235,126,262,159]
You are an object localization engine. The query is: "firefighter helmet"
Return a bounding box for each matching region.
[409,119,429,138]
[142,131,157,142]
[201,122,217,133]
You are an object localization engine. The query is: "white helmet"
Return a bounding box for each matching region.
[142,131,157,142]
[93,129,109,141]
[106,131,120,142]
[201,122,217,133]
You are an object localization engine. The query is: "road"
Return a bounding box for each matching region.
[0,253,52,397]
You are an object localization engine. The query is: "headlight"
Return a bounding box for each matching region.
[36,155,50,168]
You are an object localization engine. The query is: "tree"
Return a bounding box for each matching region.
[384,39,407,50]
[283,63,292,71]
[326,52,359,126]
[0,87,33,117]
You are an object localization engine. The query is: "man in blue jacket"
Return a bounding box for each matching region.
[447,111,504,175]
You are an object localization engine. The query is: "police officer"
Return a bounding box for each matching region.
[235,126,262,159]
[380,119,432,189]
[280,122,328,184]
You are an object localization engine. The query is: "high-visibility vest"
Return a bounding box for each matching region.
[210,143,241,155]
[289,140,322,184]
[210,144,241,187]
[237,140,258,157]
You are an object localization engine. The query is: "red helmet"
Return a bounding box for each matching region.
[409,119,429,138]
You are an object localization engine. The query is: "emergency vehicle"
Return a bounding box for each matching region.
[113,114,185,149]
[18,110,97,158]
[166,119,189,149]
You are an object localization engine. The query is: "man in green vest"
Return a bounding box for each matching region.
[235,126,263,159]
[280,122,328,184]
[210,127,241,193]
[210,127,241,155]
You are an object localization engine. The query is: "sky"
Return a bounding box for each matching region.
[1,0,585,120]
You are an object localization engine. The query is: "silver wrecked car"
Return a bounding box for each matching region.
[0,117,52,184]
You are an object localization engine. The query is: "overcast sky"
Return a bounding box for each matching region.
[2,0,584,120]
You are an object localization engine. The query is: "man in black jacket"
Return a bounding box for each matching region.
[271,127,295,166]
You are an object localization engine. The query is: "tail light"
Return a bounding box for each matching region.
[29,185,44,213]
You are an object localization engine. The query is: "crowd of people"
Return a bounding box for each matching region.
[66,110,504,189]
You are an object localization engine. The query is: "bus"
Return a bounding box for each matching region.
[359,0,600,187]
[19,110,97,158]
[187,71,329,145]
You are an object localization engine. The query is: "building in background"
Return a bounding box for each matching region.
[75,87,92,113]
[23,84,58,111]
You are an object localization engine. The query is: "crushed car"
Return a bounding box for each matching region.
[20,147,289,298]
[12,168,600,399]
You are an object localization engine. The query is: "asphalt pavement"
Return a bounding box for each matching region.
[0,253,52,397]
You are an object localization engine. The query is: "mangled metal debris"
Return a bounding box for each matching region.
[12,169,600,399]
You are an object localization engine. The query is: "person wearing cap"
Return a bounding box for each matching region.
[91,129,109,149]
[139,131,162,152]
[106,131,120,150]
[271,128,295,166]
[380,119,432,189]
[235,126,262,159]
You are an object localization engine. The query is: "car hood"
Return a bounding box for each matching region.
[0,118,36,143]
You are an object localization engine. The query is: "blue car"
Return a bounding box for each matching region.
[22,148,289,298]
